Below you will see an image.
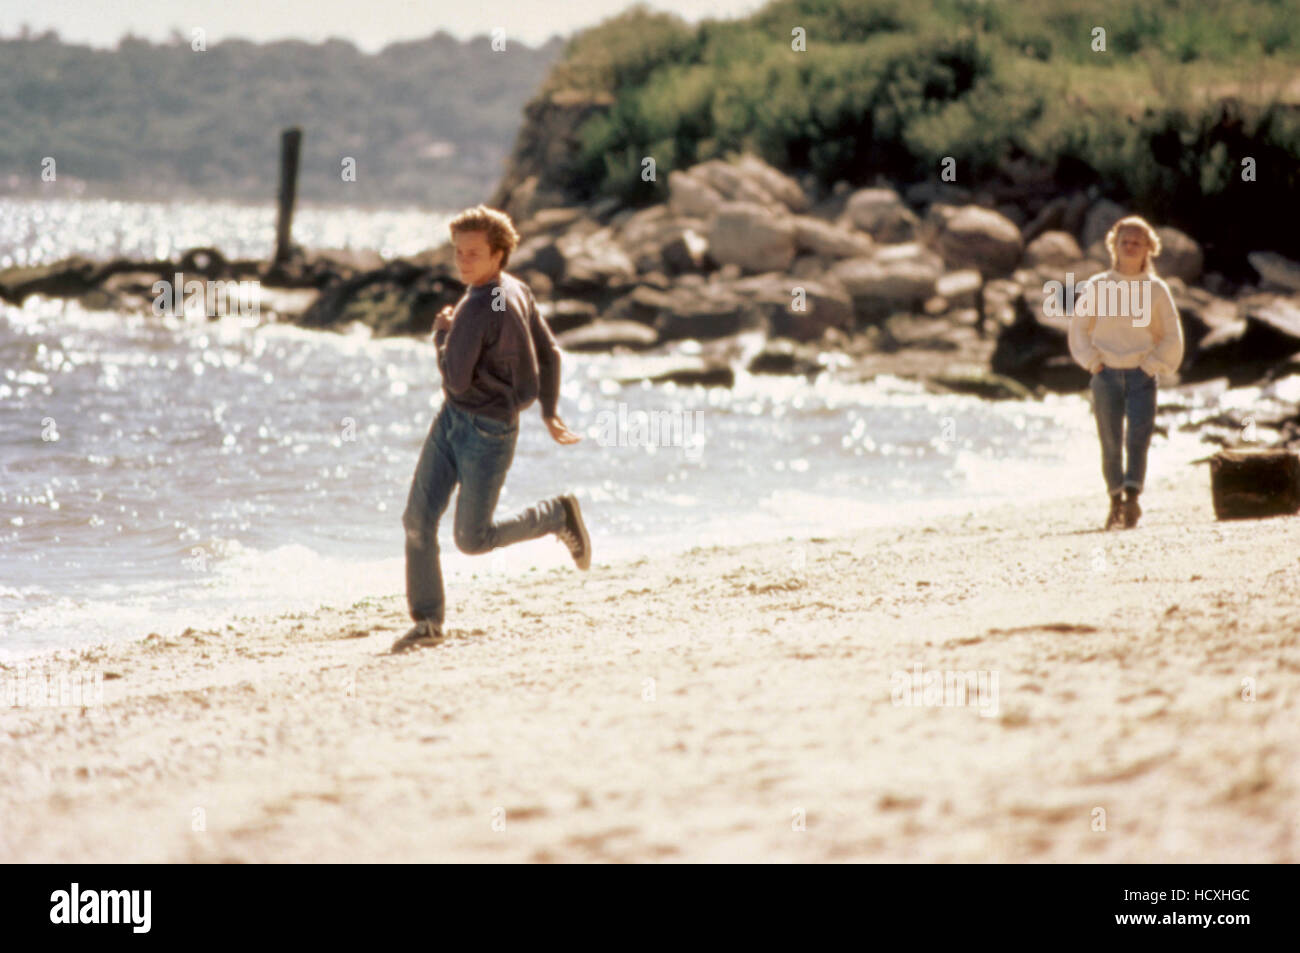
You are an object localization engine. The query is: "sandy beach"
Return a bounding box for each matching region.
[2,467,1297,863]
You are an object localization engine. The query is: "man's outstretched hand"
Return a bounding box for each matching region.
[544,415,581,445]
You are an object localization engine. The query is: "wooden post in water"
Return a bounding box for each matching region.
[273,127,303,267]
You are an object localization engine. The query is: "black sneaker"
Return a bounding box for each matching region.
[390,620,443,654]
[557,494,591,570]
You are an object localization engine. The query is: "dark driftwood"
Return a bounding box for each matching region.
[274,127,303,266]
[1209,448,1300,520]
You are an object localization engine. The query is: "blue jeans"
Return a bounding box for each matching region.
[1089,366,1157,496]
[402,401,567,626]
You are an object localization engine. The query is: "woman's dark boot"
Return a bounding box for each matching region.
[1105,492,1124,530]
[1123,488,1142,528]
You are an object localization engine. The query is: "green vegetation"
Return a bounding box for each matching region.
[0,30,563,208]
[546,0,1300,265]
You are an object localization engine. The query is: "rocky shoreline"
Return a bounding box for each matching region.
[4,154,1300,443]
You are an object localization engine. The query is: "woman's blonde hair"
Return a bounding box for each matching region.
[448,204,521,268]
[1104,215,1162,276]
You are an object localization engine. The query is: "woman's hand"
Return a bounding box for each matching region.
[544,415,581,445]
[433,305,455,333]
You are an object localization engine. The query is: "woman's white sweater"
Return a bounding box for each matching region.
[1067,267,1185,378]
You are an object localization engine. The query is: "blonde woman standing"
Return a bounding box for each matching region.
[1068,215,1185,530]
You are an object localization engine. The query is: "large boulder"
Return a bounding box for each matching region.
[668,171,725,219]
[1185,293,1300,386]
[707,202,797,274]
[688,155,809,213]
[830,250,943,322]
[733,154,810,213]
[842,188,920,242]
[614,204,673,247]
[1165,280,1237,356]
[653,286,768,342]
[1248,251,1300,294]
[554,227,636,293]
[928,205,1024,277]
[1153,227,1203,283]
[618,215,710,276]
[727,273,855,341]
[1023,230,1083,268]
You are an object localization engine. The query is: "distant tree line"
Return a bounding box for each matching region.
[0,30,564,208]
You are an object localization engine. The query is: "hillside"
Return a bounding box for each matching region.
[0,30,564,208]
[491,0,1300,276]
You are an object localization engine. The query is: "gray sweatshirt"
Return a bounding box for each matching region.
[432,271,561,423]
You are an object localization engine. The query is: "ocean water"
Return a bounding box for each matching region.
[0,199,1214,658]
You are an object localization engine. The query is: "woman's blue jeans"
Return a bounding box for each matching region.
[1089,366,1157,496]
[402,401,567,626]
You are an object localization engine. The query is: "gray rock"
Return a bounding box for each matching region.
[539,298,598,334]
[510,235,566,282]
[691,158,792,211]
[660,227,710,274]
[1248,251,1300,293]
[734,154,811,213]
[790,254,837,280]
[1153,227,1203,283]
[558,319,658,351]
[930,205,1024,277]
[728,273,854,342]
[842,187,920,242]
[1024,231,1083,268]
[831,254,942,321]
[555,227,636,292]
[791,216,874,259]
[707,202,797,273]
[668,171,725,219]
[654,289,768,342]
[935,269,983,309]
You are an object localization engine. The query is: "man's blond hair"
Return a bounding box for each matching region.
[448,205,520,269]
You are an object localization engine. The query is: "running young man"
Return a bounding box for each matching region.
[392,205,590,652]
